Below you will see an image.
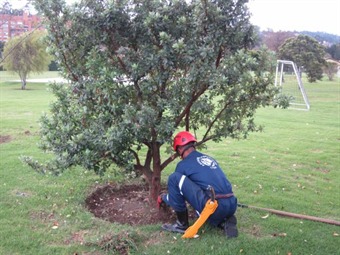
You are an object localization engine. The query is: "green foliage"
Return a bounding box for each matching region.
[28,0,285,199]
[300,31,340,45]
[325,43,340,61]
[278,35,326,83]
[1,30,52,89]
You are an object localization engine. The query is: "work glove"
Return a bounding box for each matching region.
[157,194,167,209]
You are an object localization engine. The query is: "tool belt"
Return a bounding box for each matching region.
[215,193,234,199]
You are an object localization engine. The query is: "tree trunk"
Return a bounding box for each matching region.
[21,79,26,90]
[18,72,27,90]
[150,171,161,205]
[149,143,162,205]
[139,159,162,206]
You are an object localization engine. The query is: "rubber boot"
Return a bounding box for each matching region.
[223,215,238,238]
[161,210,189,234]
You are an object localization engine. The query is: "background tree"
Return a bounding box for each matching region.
[0,0,11,12]
[0,41,4,70]
[323,60,338,81]
[326,43,340,61]
[300,31,340,45]
[0,41,4,54]
[261,30,295,52]
[278,35,326,82]
[1,30,51,89]
[25,0,285,203]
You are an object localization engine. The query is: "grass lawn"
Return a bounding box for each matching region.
[0,71,61,81]
[0,72,339,254]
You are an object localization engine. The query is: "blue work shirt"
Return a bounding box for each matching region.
[175,150,234,196]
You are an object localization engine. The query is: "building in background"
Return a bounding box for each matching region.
[0,8,42,42]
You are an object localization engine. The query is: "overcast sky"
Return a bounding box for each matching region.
[247,0,340,35]
[7,0,340,36]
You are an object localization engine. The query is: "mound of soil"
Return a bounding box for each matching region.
[85,183,182,225]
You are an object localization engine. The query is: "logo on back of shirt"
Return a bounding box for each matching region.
[197,156,218,169]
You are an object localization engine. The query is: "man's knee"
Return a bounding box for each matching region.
[168,172,186,187]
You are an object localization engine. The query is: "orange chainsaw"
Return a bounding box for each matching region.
[182,185,218,238]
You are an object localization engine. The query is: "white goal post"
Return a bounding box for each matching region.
[275,60,310,111]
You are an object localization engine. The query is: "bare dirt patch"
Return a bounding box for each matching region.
[85,183,196,226]
[0,135,12,144]
[83,183,198,254]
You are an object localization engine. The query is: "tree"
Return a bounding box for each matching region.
[24,0,285,203]
[323,60,338,81]
[0,0,11,13]
[0,41,4,70]
[1,30,51,89]
[278,35,326,83]
[0,40,4,52]
[261,30,295,52]
[326,43,340,61]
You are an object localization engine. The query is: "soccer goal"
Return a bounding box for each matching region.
[275,60,310,111]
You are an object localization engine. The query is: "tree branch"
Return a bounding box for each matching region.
[185,111,190,130]
[175,84,209,127]
[160,153,178,171]
[144,147,152,170]
[129,148,140,166]
[215,45,223,68]
[202,100,232,141]
[50,24,79,82]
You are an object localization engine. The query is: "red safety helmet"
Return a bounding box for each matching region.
[173,131,197,151]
